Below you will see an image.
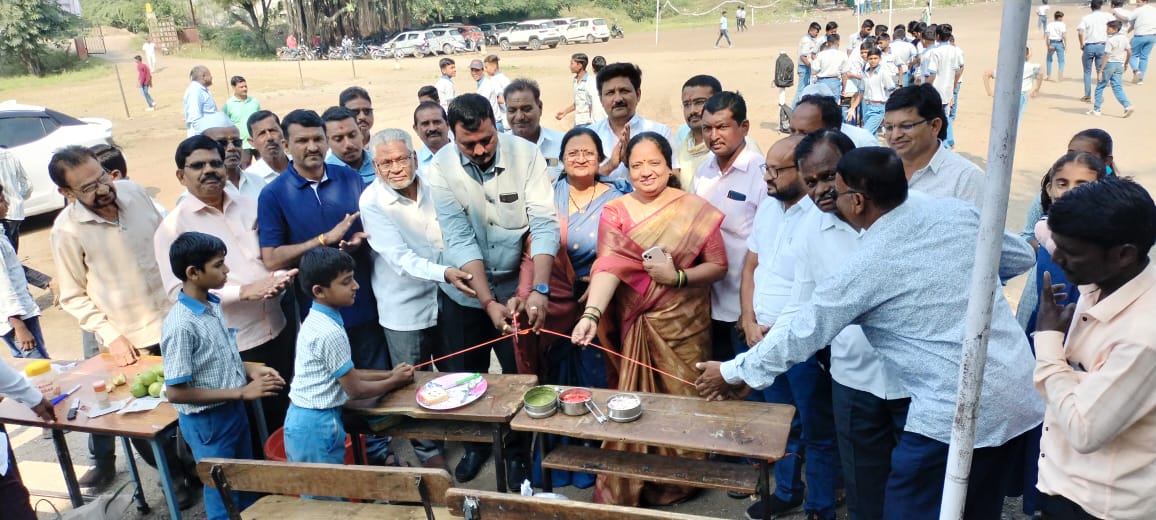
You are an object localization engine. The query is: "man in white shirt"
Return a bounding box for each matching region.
[1116,0,1156,83]
[482,55,511,132]
[1046,11,1070,80]
[435,58,457,111]
[1038,0,1051,32]
[244,111,290,183]
[183,65,218,137]
[1078,0,1115,100]
[888,28,919,85]
[795,22,823,106]
[359,128,474,472]
[196,113,267,199]
[811,34,847,99]
[924,26,962,148]
[715,10,733,48]
[142,36,158,70]
[555,53,606,127]
[504,79,565,180]
[848,19,875,57]
[691,92,768,364]
[413,102,452,175]
[590,62,676,180]
[735,134,838,520]
[883,84,984,207]
[0,150,31,251]
[983,47,1043,126]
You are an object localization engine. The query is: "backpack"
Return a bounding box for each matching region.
[774,52,795,88]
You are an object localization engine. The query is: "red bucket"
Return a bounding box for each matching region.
[264,427,363,465]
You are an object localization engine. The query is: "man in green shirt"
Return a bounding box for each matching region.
[223,75,261,167]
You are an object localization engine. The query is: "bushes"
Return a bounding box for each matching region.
[201,26,270,58]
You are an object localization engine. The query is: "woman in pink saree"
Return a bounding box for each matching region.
[571,132,728,507]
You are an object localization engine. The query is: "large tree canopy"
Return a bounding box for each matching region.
[0,0,80,76]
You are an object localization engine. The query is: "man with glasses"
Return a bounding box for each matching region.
[882,84,983,207]
[358,128,475,472]
[323,106,375,183]
[154,135,298,435]
[48,146,197,503]
[339,86,376,148]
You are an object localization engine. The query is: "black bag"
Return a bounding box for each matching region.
[774,53,795,88]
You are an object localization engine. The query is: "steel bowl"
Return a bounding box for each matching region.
[606,393,643,423]
[523,386,558,419]
[558,387,593,416]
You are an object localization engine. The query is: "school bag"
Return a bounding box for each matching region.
[774,52,795,88]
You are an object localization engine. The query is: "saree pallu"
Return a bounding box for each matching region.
[590,192,727,507]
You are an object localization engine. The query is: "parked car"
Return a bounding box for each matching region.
[562,18,611,44]
[428,28,468,55]
[480,22,515,45]
[498,20,562,51]
[384,30,434,57]
[455,25,485,50]
[0,100,113,217]
[551,18,576,29]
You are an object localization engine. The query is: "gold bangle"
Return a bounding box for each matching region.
[317,234,326,247]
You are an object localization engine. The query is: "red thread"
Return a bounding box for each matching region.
[412,331,518,369]
[536,328,697,387]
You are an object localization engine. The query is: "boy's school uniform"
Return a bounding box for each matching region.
[160,292,247,415]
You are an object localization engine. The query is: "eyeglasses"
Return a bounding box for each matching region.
[186,159,225,170]
[349,108,374,116]
[761,164,797,177]
[375,156,412,169]
[75,172,113,195]
[214,138,244,148]
[565,150,598,160]
[881,119,931,134]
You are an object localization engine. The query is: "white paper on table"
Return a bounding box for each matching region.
[87,398,130,418]
[0,431,9,477]
[116,397,165,415]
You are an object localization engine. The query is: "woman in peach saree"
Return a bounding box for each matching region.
[572,132,727,507]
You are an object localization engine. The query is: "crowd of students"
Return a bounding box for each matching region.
[2,11,1155,520]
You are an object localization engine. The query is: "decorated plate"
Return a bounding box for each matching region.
[416,373,488,410]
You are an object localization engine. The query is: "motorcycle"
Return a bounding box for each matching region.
[610,20,625,39]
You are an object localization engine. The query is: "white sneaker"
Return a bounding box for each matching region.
[146,106,155,112]
[1124,106,1135,118]
[1087,109,1102,116]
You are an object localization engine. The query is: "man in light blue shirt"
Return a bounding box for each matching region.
[413,102,451,175]
[183,65,218,137]
[426,93,558,486]
[697,147,1042,518]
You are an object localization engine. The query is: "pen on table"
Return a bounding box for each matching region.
[50,384,82,406]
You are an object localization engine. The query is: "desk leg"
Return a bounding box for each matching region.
[759,460,772,520]
[492,424,507,493]
[150,438,182,520]
[119,437,149,513]
[536,433,552,493]
[250,399,270,451]
[50,429,83,508]
[351,434,366,465]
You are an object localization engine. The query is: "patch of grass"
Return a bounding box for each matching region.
[0,52,112,91]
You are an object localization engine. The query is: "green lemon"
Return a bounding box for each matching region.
[130,382,149,398]
[148,382,163,398]
[138,371,156,387]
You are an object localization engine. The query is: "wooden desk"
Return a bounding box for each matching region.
[0,355,183,519]
[241,495,454,519]
[509,387,794,520]
[344,372,538,492]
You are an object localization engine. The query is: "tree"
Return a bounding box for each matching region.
[210,0,277,53]
[83,0,185,34]
[0,0,80,76]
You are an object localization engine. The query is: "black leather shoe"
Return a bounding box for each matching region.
[506,456,529,491]
[78,462,116,489]
[454,450,490,483]
[174,478,199,510]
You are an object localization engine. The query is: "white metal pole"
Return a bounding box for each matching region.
[938,1,1031,519]
[655,0,661,44]
[888,0,893,31]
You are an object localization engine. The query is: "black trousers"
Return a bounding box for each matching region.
[1040,494,1103,520]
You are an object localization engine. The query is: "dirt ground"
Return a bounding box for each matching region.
[4,2,1153,518]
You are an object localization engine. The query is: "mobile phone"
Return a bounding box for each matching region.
[642,246,664,262]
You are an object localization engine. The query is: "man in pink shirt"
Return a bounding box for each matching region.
[135,55,155,111]
[1035,177,1156,519]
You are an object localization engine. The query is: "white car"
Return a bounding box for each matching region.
[562,18,611,44]
[0,100,113,217]
[499,20,563,51]
[385,31,434,57]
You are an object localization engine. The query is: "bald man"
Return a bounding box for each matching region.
[184,65,219,137]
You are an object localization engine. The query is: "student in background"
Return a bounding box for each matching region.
[1090,20,1134,117]
[0,188,46,360]
[1046,11,1069,81]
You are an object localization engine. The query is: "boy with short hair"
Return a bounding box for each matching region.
[161,231,286,519]
[435,58,456,111]
[283,247,414,464]
[1046,11,1069,81]
[0,188,47,359]
[1090,20,1135,117]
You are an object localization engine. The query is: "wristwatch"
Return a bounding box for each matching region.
[532,283,550,296]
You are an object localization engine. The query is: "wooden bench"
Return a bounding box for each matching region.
[541,444,759,494]
[195,458,453,520]
[445,488,725,519]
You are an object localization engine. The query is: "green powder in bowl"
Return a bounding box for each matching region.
[524,387,557,408]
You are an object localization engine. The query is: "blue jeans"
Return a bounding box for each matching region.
[761,354,839,519]
[943,104,956,149]
[1082,42,1106,97]
[1131,34,1156,78]
[817,77,843,100]
[832,382,910,520]
[794,64,812,107]
[1019,92,1030,123]
[1094,62,1131,111]
[1047,40,1066,77]
[883,431,1026,520]
[140,86,154,107]
[4,316,49,359]
[178,401,257,520]
[1038,14,1047,32]
[284,404,346,464]
[862,103,886,145]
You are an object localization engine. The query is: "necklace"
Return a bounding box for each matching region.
[568,183,599,214]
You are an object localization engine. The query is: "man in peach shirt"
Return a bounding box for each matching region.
[154,135,297,432]
[1034,177,1156,520]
